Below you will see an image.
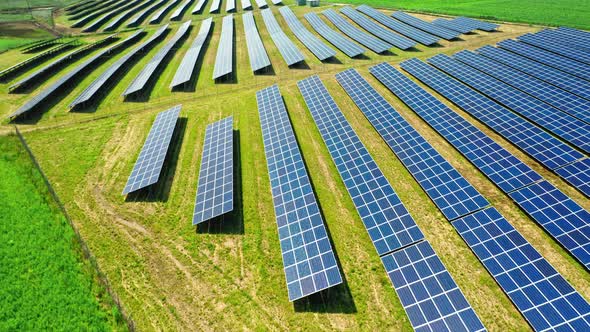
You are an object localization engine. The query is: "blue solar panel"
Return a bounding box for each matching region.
[400,58,584,172]
[192,117,233,225]
[476,45,590,101]
[391,11,460,40]
[322,9,392,54]
[256,85,343,301]
[304,12,365,58]
[454,50,590,125]
[432,18,474,34]
[243,12,271,72]
[498,39,590,81]
[381,241,485,332]
[335,69,488,221]
[213,14,234,80]
[453,207,590,331]
[298,75,424,256]
[555,159,590,197]
[529,29,590,53]
[261,8,305,66]
[279,6,336,61]
[452,17,499,32]
[369,62,542,194]
[555,27,590,48]
[427,54,590,154]
[518,33,590,65]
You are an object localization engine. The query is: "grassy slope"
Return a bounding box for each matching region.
[0,1,589,331]
[0,134,125,330]
[330,0,590,29]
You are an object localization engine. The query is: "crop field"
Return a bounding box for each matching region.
[1,0,589,331]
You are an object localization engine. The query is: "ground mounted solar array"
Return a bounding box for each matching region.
[103,1,151,31]
[452,17,499,31]
[261,8,304,66]
[304,12,365,58]
[279,6,335,61]
[392,11,460,40]
[432,18,474,34]
[213,15,234,80]
[254,0,267,8]
[127,0,168,27]
[226,0,236,12]
[210,0,221,13]
[242,0,252,10]
[170,18,212,89]
[323,9,391,54]
[122,105,182,195]
[150,0,182,24]
[256,85,343,301]
[518,33,590,65]
[193,116,234,225]
[192,0,208,14]
[243,12,272,72]
[82,0,143,32]
[171,0,194,20]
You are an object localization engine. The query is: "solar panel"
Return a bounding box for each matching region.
[279,7,336,61]
[555,159,590,197]
[122,105,182,195]
[453,207,590,331]
[242,12,271,72]
[192,116,234,225]
[455,50,590,125]
[322,9,391,54]
[427,54,590,154]
[369,62,542,194]
[298,75,424,256]
[476,45,590,101]
[170,0,192,20]
[82,0,143,32]
[213,15,234,79]
[303,12,365,58]
[557,26,590,39]
[518,33,590,65]
[391,11,460,40]
[431,18,474,34]
[70,0,120,21]
[261,8,305,66]
[270,0,281,4]
[256,85,343,301]
[339,7,416,50]
[71,0,126,28]
[226,0,235,12]
[335,69,489,221]
[554,27,590,47]
[127,0,168,27]
[124,21,190,97]
[241,0,252,10]
[209,0,221,12]
[254,0,267,9]
[400,58,584,172]
[381,241,485,332]
[452,17,499,32]
[170,18,212,88]
[498,39,590,81]
[103,0,151,31]
[192,0,207,13]
[529,29,590,53]
[150,0,181,23]
[356,5,439,46]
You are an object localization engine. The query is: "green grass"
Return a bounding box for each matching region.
[330,0,590,29]
[0,37,36,51]
[0,134,126,331]
[0,0,79,10]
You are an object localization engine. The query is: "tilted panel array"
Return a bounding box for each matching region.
[453,208,590,330]
[71,0,126,28]
[298,75,483,332]
[150,0,181,24]
[209,0,221,13]
[192,0,207,13]
[431,18,473,34]
[242,12,271,72]
[476,45,590,101]
[170,18,212,88]
[82,0,143,32]
[322,9,391,54]
[261,8,305,66]
[1,42,74,82]
[454,50,590,125]
[498,39,590,81]
[70,0,120,21]
[451,17,498,31]
[122,105,182,195]
[124,21,191,96]
[555,159,590,197]
[192,116,234,225]
[356,5,439,46]
[303,12,364,58]
[170,0,193,20]
[241,0,251,10]
[370,62,590,269]
[391,11,459,40]
[254,0,267,9]
[518,33,590,65]
[427,54,590,154]
[256,85,343,301]
[557,26,590,40]
[127,0,168,27]
[554,27,590,50]
[529,29,590,52]
[339,7,415,50]
[226,0,235,12]
[213,15,234,79]
[279,6,336,61]
[103,1,151,31]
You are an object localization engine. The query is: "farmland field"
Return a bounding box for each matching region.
[1,0,589,331]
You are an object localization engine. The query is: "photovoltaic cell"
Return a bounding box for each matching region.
[356,5,439,46]
[242,12,271,72]
[298,75,424,256]
[279,6,336,61]
[170,18,212,88]
[261,8,305,66]
[322,9,391,54]
[122,105,181,195]
[256,85,343,301]
[335,69,489,221]
[452,17,498,32]
[391,11,459,40]
[192,116,233,225]
[304,12,365,58]
[213,15,233,79]
[453,207,590,331]
[518,33,590,65]
[431,18,473,34]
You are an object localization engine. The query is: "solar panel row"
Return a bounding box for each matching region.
[70,0,120,20]
[532,29,590,52]
[82,0,143,32]
[431,18,474,34]
[242,12,272,72]
[340,6,416,50]
[210,0,221,13]
[254,0,267,9]
[391,11,460,40]
[241,0,252,10]
[170,18,212,88]
[103,1,151,31]
[127,0,168,27]
[1,42,74,82]
[256,84,343,301]
[303,12,365,58]
[226,0,236,12]
[557,26,590,39]
[261,8,305,66]
[150,0,181,24]
[322,9,391,54]
[213,15,234,79]
[193,116,234,225]
[192,0,207,14]
[518,33,590,65]
[452,17,499,32]
[71,0,126,28]
[170,0,193,20]
[122,105,182,195]
[356,5,439,46]
[270,0,282,4]
[124,21,190,96]
[279,6,336,61]
[20,37,61,53]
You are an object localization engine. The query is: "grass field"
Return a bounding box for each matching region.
[0,134,126,330]
[1,0,589,330]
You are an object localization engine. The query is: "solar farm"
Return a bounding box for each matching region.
[1,0,589,330]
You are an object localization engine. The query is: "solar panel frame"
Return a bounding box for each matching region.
[391,11,460,40]
[322,9,392,54]
[518,33,590,65]
[170,18,212,88]
[170,0,193,20]
[431,18,474,34]
[192,116,234,225]
[261,8,305,66]
[339,6,416,50]
[209,0,221,13]
[303,12,365,58]
[256,84,343,302]
[242,12,272,72]
[279,6,336,61]
[122,105,182,195]
[213,14,234,80]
